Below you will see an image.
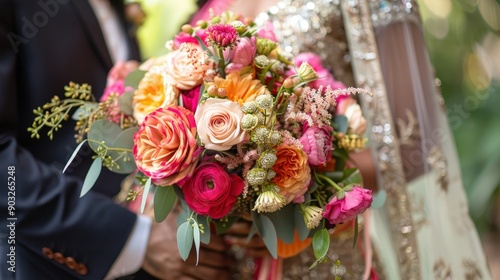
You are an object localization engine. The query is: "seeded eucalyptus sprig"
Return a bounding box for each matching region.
[28,82,95,140]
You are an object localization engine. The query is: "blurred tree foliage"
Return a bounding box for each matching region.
[418,0,500,235]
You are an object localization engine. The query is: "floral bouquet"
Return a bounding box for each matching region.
[29,10,373,272]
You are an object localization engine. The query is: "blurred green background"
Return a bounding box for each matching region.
[132,0,500,237]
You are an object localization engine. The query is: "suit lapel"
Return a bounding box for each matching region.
[69,0,113,69]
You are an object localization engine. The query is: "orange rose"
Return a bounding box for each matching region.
[272,145,311,203]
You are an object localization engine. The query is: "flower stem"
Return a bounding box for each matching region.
[315,173,343,192]
[216,47,226,79]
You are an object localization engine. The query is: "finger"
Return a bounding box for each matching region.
[185,248,234,269]
[224,221,253,236]
[224,235,266,249]
[181,265,233,280]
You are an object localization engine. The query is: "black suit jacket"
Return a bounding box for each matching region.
[0,0,146,279]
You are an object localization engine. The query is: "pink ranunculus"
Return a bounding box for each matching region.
[257,22,277,42]
[310,68,345,90]
[133,106,201,186]
[182,162,244,219]
[181,85,201,113]
[322,186,373,224]
[299,124,333,166]
[194,98,247,151]
[106,60,139,87]
[336,96,356,115]
[230,37,256,67]
[294,52,323,70]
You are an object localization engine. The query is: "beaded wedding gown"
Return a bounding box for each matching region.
[193,0,492,279]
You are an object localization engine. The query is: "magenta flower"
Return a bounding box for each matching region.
[173,29,207,49]
[181,85,201,114]
[322,186,372,224]
[182,162,244,219]
[299,124,333,166]
[205,24,238,49]
[289,52,346,90]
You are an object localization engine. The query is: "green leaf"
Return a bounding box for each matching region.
[195,215,211,244]
[353,216,359,249]
[63,140,87,173]
[176,200,192,226]
[80,157,102,197]
[294,203,310,241]
[153,186,177,223]
[370,190,387,209]
[334,115,348,134]
[251,211,278,259]
[312,228,330,260]
[124,69,147,88]
[177,221,194,261]
[140,177,152,214]
[87,120,137,174]
[193,221,201,266]
[213,215,240,235]
[71,103,98,121]
[118,90,134,115]
[264,204,295,244]
[341,168,363,186]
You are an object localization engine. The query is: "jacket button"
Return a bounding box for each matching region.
[42,247,54,259]
[76,263,88,276]
[65,257,77,270]
[53,252,65,264]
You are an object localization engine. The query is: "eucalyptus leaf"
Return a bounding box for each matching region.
[118,90,134,115]
[71,103,98,121]
[334,115,348,134]
[193,221,201,266]
[140,177,152,214]
[213,216,240,235]
[312,228,330,260]
[176,200,192,226]
[264,204,295,244]
[177,221,194,261]
[294,204,310,241]
[153,186,177,223]
[87,120,137,174]
[80,157,102,197]
[124,69,147,88]
[63,140,87,173]
[251,211,278,259]
[195,215,211,244]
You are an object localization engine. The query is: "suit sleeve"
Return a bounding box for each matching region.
[0,1,138,279]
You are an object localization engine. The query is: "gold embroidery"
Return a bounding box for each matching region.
[342,0,421,278]
[427,146,449,192]
[397,109,420,147]
[463,259,483,280]
[433,259,452,280]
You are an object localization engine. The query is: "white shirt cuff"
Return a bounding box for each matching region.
[104,215,152,280]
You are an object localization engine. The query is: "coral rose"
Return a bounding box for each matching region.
[322,186,372,224]
[299,124,333,166]
[133,106,200,186]
[182,162,244,219]
[194,98,247,151]
[163,43,214,90]
[271,145,311,203]
[133,66,179,124]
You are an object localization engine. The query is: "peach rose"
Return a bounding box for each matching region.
[163,43,214,90]
[133,66,179,124]
[194,98,247,151]
[133,106,201,186]
[272,145,312,203]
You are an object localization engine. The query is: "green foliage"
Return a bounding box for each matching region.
[251,210,278,259]
[153,186,177,223]
[80,157,102,197]
[124,69,147,88]
[264,204,296,244]
[177,221,194,261]
[310,228,330,269]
